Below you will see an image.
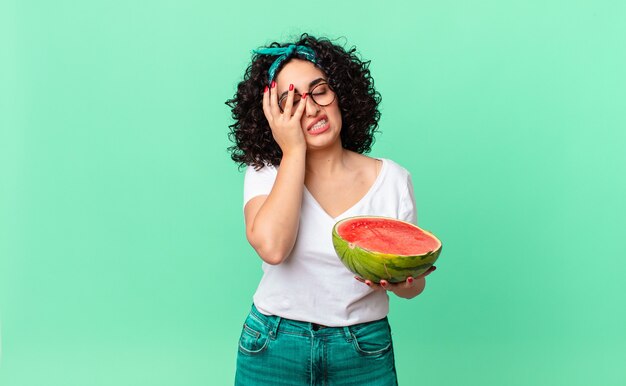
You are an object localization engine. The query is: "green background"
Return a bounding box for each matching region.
[1,0,625,385]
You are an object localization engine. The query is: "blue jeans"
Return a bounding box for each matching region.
[235,304,398,386]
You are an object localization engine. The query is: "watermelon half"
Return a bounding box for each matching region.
[332,216,442,283]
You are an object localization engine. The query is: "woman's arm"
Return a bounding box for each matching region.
[244,149,306,265]
[244,84,310,265]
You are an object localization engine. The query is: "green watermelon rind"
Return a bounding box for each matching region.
[332,216,442,284]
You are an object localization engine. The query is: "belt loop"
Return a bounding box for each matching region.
[342,326,353,342]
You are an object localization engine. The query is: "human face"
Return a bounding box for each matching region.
[274,59,342,148]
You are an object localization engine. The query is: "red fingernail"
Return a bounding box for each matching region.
[264,86,268,93]
[366,281,371,287]
[407,277,414,284]
[302,92,307,99]
[431,266,437,272]
[271,81,276,88]
[289,84,294,91]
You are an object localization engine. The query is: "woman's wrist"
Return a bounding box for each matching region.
[281,146,307,159]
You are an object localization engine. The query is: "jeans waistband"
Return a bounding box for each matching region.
[249,303,388,339]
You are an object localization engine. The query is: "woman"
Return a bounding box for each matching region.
[226,33,436,386]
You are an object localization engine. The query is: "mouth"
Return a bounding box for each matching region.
[306,115,330,135]
[307,118,330,135]
[307,115,329,133]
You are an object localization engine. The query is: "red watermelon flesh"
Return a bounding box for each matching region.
[336,217,440,255]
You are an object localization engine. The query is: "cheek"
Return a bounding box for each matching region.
[331,107,342,127]
[324,100,342,124]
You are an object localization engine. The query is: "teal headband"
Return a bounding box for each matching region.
[252,44,318,83]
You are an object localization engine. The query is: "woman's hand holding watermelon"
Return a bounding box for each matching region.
[355,266,437,299]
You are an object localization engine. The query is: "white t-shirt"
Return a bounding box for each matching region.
[243,158,417,326]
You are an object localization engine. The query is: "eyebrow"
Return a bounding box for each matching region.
[279,78,327,100]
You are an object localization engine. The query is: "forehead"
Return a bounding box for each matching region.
[275,59,327,88]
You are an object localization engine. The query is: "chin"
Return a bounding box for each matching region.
[305,130,341,150]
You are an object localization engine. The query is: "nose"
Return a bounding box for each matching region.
[304,95,320,117]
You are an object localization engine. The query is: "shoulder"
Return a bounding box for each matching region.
[244,163,278,178]
[345,151,411,180]
[243,163,279,191]
[243,163,279,207]
[345,151,383,172]
[378,158,411,179]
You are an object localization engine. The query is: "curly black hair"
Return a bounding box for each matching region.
[226,33,382,170]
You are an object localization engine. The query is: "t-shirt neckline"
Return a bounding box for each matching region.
[303,158,388,222]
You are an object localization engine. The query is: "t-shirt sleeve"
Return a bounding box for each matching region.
[399,172,418,225]
[243,164,278,209]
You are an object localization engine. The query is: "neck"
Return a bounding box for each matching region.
[304,141,348,177]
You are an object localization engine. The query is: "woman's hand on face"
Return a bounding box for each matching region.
[354,266,437,292]
[262,82,307,155]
